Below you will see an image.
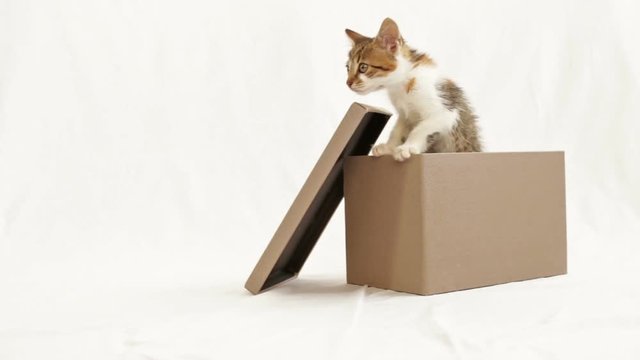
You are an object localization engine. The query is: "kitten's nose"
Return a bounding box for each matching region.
[346,79,354,87]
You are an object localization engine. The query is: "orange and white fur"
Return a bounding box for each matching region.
[346,18,482,161]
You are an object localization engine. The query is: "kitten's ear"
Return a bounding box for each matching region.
[345,29,369,44]
[376,17,401,53]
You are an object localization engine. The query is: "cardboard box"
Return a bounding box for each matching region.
[246,102,567,296]
[344,152,567,295]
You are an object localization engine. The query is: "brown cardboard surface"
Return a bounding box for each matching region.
[344,152,567,295]
[244,103,391,294]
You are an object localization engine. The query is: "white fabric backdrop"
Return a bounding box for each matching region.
[1,0,639,359]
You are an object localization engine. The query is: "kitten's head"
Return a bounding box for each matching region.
[345,18,404,94]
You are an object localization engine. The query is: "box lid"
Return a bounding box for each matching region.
[244,102,391,294]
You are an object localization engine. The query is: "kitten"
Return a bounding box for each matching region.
[345,18,482,161]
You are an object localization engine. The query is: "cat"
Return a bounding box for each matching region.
[345,18,482,161]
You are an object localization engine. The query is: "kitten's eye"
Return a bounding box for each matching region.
[358,63,368,73]
[346,63,350,71]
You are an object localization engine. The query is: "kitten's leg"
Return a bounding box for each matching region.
[372,119,408,157]
[394,121,445,161]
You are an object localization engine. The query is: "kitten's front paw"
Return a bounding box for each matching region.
[393,144,421,162]
[372,143,393,157]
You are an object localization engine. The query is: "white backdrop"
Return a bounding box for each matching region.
[1,0,640,359]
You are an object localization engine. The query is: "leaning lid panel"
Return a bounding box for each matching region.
[244,103,391,294]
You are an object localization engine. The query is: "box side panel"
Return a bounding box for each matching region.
[345,156,427,295]
[422,152,566,295]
